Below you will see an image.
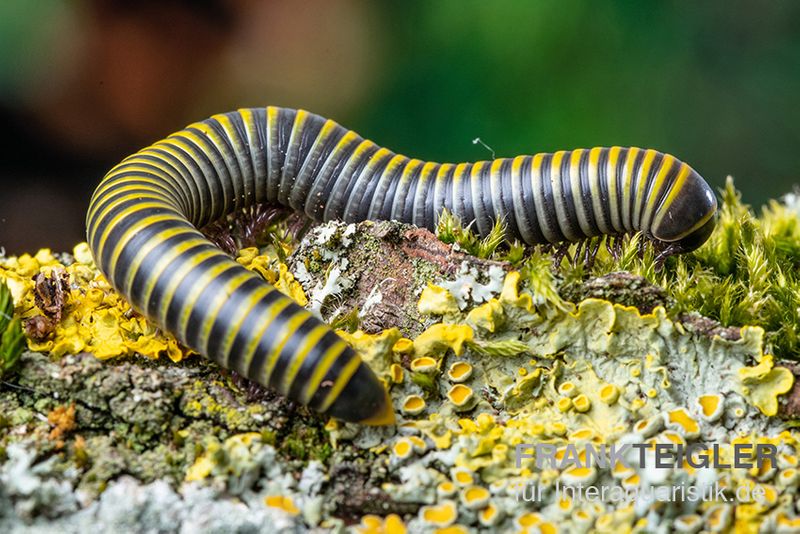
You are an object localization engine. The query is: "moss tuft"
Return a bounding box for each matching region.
[0,280,24,378]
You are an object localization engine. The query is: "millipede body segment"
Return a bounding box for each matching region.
[86,106,717,425]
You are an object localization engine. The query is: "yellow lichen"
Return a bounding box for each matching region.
[392,337,414,354]
[556,397,572,413]
[410,356,438,374]
[412,323,474,357]
[264,495,300,516]
[447,361,473,383]
[2,244,195,363]
[186,432,262,482]
[237,248,307,305]
[666,408,700,438]
[499,271,535,313]
[433,526,468,534]
[390,363,404,384]
[572,394,591,413]
[459,485,490,509]
[561,466,597,486]
[478,503,500,526]
[437,481,456,497]
[392,438,413,459]
[447,384,475,410]
[274,263,308,306]
[557,381,578,398]
[401,395,426,416]
[418,283,460,315]
[516,512,542,528]
[466,298,504,333]
[451,467,474,487]
[696,393,724,422]
[739,354,794,416]
[337,328,401,379]
[419,500,457,528]
[408,435,427,453]
[599,383,620,404]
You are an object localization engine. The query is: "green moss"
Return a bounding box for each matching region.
[278,420,332,463]
[436,209,509,259]
[0,280,24,378]
[410,371,439,395]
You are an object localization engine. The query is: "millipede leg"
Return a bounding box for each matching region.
[572,240,585,268]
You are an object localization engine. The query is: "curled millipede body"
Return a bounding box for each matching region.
[86,107,717,425]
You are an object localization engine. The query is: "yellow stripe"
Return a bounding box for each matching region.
[94,169,175,198]
[107,154,179,179]
[174,261,239,338]
[281,110,309,183]
[432,163,453,223]
[98,163,174,193]
[640,154,675,230]
[267,106,280,123]
[389,158,423,219]
[180,129,224,216]
[301,339,349,404]
[550,151,575,240]
[259,310,312,384]
[88,187,169,242]
[195,271,254,355]
[317,119,340,145]
[509,155,532,242]
[102,210,179,276]
[620,147,640,231]
[452,162,469,214]
[89,183,168,221]
[651,163,692,233]
[365,152,405,219]
[277,324,329,395]
[469,161,487,234]
[214,113,250,205]
[530,153,556,242]
[318,356,362,412]
[587,147,609,234]
[148,141,205,213]
[532,153,544,173]
[239,107,254,125]
[607,147,622,233]
[512,155,524,173]
[569,149,590,235]
[489,158,504,218]
[121,226,197,295]
[235,297,293,376]
[303,119,345,184]
[632,149,657,227]
[412,161,438,225]
[160,136,214,217]
[139,247,218,319]
[216,285,273,368]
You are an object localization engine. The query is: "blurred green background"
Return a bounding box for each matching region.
[1,0,798,253]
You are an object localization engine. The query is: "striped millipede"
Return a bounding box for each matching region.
[86,106,717,425]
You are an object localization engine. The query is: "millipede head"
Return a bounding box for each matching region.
[650,167,718,254]
[323,361,396,426]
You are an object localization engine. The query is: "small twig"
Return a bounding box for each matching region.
[471,138,496,160]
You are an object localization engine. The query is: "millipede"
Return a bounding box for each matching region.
[86,106,717,425]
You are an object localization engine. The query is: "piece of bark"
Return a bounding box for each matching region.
[288,221,509,336]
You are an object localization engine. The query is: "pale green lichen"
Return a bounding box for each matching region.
[739,354,795,416]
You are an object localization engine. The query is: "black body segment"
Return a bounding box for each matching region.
[87,106,717,425]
